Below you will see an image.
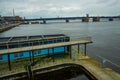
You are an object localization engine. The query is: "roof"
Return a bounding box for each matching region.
[0,34,69,46]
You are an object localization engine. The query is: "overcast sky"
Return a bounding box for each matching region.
[0,0,120,18]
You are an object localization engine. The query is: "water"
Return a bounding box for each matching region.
[0,21,120,73]
[32,65,97,80]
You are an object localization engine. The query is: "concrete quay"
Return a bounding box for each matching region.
[0,40,120,80]
[0,47,120,80]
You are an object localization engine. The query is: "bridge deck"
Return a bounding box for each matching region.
[0,40,92,55]
[22,16,120,21]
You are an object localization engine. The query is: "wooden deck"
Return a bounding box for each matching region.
[0,40,92,55]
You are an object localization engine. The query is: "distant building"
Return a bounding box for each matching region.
[0,16,22,26]
[0,16,3,26]
[2,16,22,23]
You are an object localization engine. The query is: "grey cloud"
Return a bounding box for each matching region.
[0,0,120,18]
[96,0,119,6]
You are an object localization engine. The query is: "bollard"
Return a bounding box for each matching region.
[102,59,107,68]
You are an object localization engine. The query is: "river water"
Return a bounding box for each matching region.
[0,21,120,73]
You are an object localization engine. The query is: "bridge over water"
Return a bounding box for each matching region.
[21,15,120,24]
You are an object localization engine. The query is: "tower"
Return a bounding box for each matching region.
[13,8,15,16]
[86,14,89,18]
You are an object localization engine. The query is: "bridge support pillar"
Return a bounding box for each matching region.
[82,14,89,22]
[43,20,46,24]
[82,17,89,22]
[29,22,31,24]
[22,21,29,24]
[109,18,113,21]
[93,17,100,22]
[65,19,69,23]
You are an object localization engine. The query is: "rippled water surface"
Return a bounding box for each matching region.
[0,21,120,72]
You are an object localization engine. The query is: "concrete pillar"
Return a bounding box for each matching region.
[32,51,34,64]
[78,44,80,54]
[26,65,33,80]
[82,17,89,22]
[69,45,72,59]
[52,48,55,62]
[8,53,11,71]
[109,18,113,21]
[93,17,100,22]
[65,19,69,23]
[67,45,70,53]
[82,14,89,22]
[84,44,86,56]
[29,22,31,24]
[43,20,46,24]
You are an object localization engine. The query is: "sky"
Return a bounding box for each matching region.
[0,0,120,18]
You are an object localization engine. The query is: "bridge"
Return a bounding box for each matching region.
[23,16,120,21]
[20,15,120,24]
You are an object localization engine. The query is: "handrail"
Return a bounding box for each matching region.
[69,35,92,41]
[89,52,120,73]
[72,45,120,73]
[96,55,120,68]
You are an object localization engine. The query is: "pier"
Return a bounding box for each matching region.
[0,40,91,55]
[0,46,120,80]
[0,34,120,80]
[0,39,92,71]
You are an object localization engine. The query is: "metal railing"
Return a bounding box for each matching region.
[0,35,91,50]
[88,52,120,73]
[68,35,92,41]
